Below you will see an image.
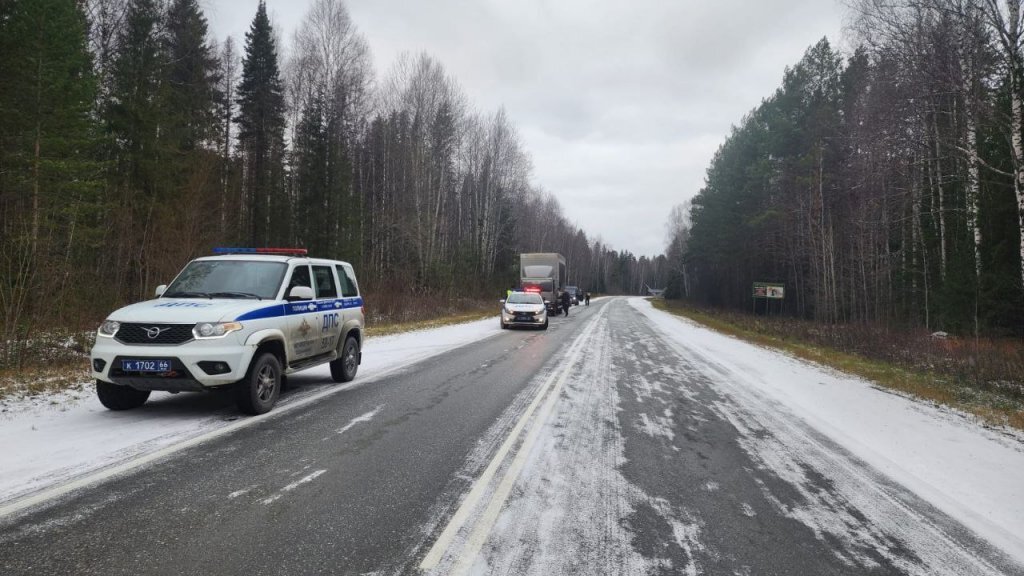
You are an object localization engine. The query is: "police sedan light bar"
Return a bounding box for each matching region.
[213,247,308,256]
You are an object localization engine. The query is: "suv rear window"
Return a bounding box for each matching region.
[336,265,358,297]
[313,265,338,299]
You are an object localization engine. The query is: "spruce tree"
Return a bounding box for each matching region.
[294,92,330,254]
[107,0,163,187]
[104,0,166,301]
[236,0,287,246]
[163,0,219,151]
[0,0,101,344]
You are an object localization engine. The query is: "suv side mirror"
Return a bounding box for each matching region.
[499,299,506,304]
[288,286,315,301]
[155,284,167,297]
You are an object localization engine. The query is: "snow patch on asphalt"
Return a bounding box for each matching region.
[718,402,933,572]
[262,469,326,505]
[336,405,383,435]
[636,408,675,441]
[228,486,254,499]
[651,497,703,576]
[631,297,1024,569]
[460,310,657,574]
[440,307,707,576]
[0,317,501,507]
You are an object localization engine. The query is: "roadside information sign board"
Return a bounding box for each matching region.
[753,282,785,299]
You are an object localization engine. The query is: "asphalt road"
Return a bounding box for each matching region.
[0,298,1020,576]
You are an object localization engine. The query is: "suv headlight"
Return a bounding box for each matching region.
[98,320,120,338]
[193,322,243,339]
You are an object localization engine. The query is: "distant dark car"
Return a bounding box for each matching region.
[564,285,580,306]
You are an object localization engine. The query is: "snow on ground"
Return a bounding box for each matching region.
[424,303,713,576]
[630,297,1024,565]
[0,317,501,506]
[461,306,666,575]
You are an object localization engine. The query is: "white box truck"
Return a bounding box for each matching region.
[519,253,566,315]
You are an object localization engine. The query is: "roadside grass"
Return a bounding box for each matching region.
[363,293,497,336]
[0,331,95,404]
[368,309,495,337]
[651,299,1024,431]
[0,363,91,405]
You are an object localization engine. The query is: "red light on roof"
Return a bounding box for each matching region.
[524,286,541,293]
[258,248,308,255]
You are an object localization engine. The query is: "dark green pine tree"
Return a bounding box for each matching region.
[106,0,167,197]
[293,91,330,253]
[162,0,219,151]
[0,0,102,332]
[236,0,288,246]
[104,0,166,301]
[158,0,223,260]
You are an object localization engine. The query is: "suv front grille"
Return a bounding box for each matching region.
[115,323,195,345]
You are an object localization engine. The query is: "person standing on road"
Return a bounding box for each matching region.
[585,292,590,306]
[560,289,571,317]
[506,285,514,300]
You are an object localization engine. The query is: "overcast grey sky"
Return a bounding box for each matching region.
[206,0,846,258]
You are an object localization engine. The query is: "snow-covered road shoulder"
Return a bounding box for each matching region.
[0,316,502,509]
[630,297,1024,565]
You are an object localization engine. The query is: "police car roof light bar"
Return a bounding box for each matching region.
[213,247,309,256]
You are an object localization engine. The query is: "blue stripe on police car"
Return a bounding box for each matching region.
[235,298,363,321]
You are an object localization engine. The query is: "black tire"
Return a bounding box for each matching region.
[96,380,150,410]
[500,318,508,330]
[330,337,360,383]
[236,352,282,415]
[541,318,549,330]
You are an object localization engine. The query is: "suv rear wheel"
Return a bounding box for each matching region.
[96,380,150,410]
[330,336,359,383]
[236,352,281,415]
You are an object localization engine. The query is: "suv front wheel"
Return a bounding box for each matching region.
[236,352,281,415]
[96,380,151,410]
[330,337,359,383]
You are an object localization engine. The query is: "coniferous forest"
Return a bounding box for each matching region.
[7,0,1024,370]
[669,0,1024,337]
[0,0,666,365]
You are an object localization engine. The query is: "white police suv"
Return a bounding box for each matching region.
[90,248,364,415]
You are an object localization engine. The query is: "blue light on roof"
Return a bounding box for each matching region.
[212,247,309,256]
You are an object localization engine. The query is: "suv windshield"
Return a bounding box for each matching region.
[164,260,287,300]
[507,293,543,304]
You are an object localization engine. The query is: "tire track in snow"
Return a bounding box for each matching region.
[423,299,707,576]
[628,298,1022,576]
[464,303,662,575]
[420,303,615,575]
